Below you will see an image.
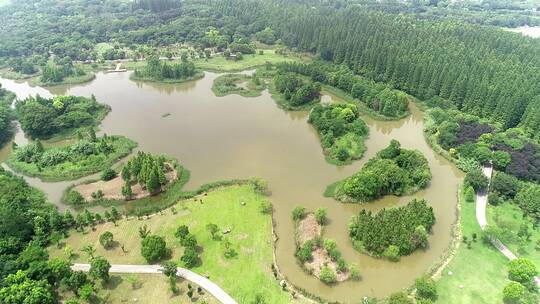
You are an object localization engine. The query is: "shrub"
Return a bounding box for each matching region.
[464,186,475,202]
[464,169,488,192]
[296,240,313,263]
[292,206,307,221]
[508,258,538,284]
[181,246,199,268]
[99,231,114,249]
[415,277,437,301]
[388,292,413,304]
[66,190,85,205]
[502,281,526,304]
[349,263,361,280]
[315,207,327,225]
[488,193,500,205]
[101,168,116,181]
[319,266,336,284]
[383,245,400,262]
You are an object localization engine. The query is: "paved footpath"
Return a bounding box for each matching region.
[72,264,238,304]
[475,165,540,288]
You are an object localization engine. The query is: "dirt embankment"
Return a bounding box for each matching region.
[75,163,178,201]
[296,213,350,282]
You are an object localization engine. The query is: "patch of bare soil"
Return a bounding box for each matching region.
[75,163,178,201]
[305,248,350,282]
[297,213,321,244]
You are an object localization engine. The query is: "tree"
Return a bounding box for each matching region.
[411,225,429,249]
[122,181,133,200]
[174,225,190,240]
[66,190,85,205]
[141,235,167,263]
[315,207,328,225]
[99,231,114,249]
[139,224,151,239]
[0,271,54,304]
[508,258,538,285]
[121,166,131,182]
[415,277,437,301]
[296,240,313,263]
[89,256,111,282]
[146,169,160,194]
[181,246,199,268]
[383,245,400,262]
[502,281,526,304]
[81,245,96,260]
[206,223,220,240]
[101,168,116,181]
[161,261,177,278]
[464,169,488,192]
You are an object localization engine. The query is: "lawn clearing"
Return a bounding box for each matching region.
[435,189,510,303]
[50,184,304,304]
[195,49,301,72]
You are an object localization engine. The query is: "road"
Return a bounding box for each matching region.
[72,263,238,304]
[475,165,540,287]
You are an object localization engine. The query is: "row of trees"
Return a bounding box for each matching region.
[348,199,435,257]
[308,103,368,163]
[336,140,432,202]
[278,61,409,118]
[279,8,540,138]
[15,94,108,139]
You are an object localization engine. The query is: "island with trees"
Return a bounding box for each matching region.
[66,152,184,205]
[7,132,137,182]
[308,103,369,165]
[293,206,360,284]
[349,199,435,261]
[132,53,204,83]
[271,71,321,110]
[15,94,110,140]
[211,73,265,97]
[328,140,432,203]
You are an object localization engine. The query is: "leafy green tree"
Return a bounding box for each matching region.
[141,235,167,263]
[464,169,488,192]
[296,240,313,263]
[315,207,328,225]
[415,277,437,301]
[0,270,54,304]
[181,246,199,268]
[383,245,400,262]
[206,223,220,240]
[89,256,111,282]
[100,168,116,181]
[161,261,177,278]
[99,231,114,249]
[66,190,85,205]
[502,281,526,304]
[319,266,336,284]
[292,206,307,221]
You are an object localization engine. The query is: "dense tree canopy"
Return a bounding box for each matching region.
[348,199,435,256]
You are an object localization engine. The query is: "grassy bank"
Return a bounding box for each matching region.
[435,188,510,303]
[6,135,137,182]
[211,73,265,97]
[50,184,304,304]
[195,49,301,72]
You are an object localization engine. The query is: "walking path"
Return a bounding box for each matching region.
[475,165,540,287]
[72,263,238,304]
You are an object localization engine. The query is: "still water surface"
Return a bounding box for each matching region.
[0,72,463,301]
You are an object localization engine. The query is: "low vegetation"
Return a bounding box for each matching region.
[330,140,431,202]
[348,199,435,259]
[271,71,321,110]
[278,61,410,119]
[7,133,137,181]
[308,103,368,165]
[211,73,265,97]
[15,94,110,139]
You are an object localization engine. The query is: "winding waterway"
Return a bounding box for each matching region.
[0,71,463,301]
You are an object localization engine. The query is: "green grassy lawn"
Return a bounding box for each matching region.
[7,135,137,182]
[211,73,266,97]
[435,190,510,304]
[50,185,305,304]
[195,49,301,72]
[61,273,220,304]
[487,201,540,267]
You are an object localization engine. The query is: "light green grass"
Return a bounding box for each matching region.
[211,73,265,97]
[195,49,300,72]
[488,201,540,267]
[6,136,137,182]
[435,190,510,304]
[50,185,305,304]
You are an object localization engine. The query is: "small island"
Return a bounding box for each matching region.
[211,73,265,97]
[270,71,321,110]
[131,54,204,83]
[15,94,110,140]
[7,132,137,182]
[293,207,360,284]
[328,140,431,202]
[308,103,369,165]
[67,152,183,205]
[348,199,435,261]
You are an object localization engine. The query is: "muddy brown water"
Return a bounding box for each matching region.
[0,72,463,302]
